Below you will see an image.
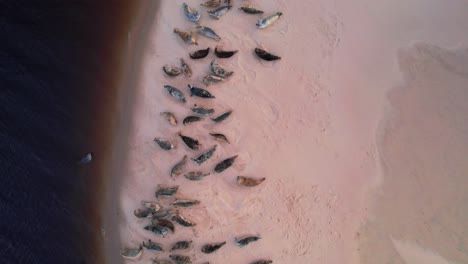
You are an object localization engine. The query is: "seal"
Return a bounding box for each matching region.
[77,152,93,164]
[152,218,175,233]
[209,132,230,143]
[214,46,238,58]
[208,5,232,19]
[184,171,211,181]
[189,47,210,59]
[211,110,232,123]
[142,239,164,252]
[134,208,153,219]
[183,116,203,125]
[163,65,182,77]
[169,254,192,264]
[171,210,196,227]
[121,245,143,260]
[164,85,186,103]
[256,12,282,29]
[201,0,220,8]
[239,5,264,14]
[191,145,217,164]
[174,28,198,45]
[234,235,261,247]
[251,260,273,264]
[214,155,238,173]
[203,74,224,85]
[151,209,172,220]
[171,240,193,251]
[201,241,226,254]
[160,111,178,126]
[172,199,200,207]
[188,84,215,98]
[144,224,169,237]
[141,201,162,212]
[237,176,266,187]
[178,132,202,150]
[197,25,221,41]
[154,138,175,151]
[191,104,215,115]
[155,184,179,199]
[255,48,281,61]
[180,58,192,77]
[151,258,173,264]
[210,60,233,77]
[182,3,200,23]
[171,155,188,180]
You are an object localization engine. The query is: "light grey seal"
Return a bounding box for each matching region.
[197,25,221,41]
[183,3,200,23]
[210,60,233,78]
[256,12,282,29]
[121,245,143,260]
[208,5,232,19]
[164,85,186,103]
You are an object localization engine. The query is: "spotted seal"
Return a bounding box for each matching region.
[180,58,192,77]
[154,138,175,151]
[155,185,179,199]
[214,46,238,58]
[174,28,198,45]
[208,5,232,19]
[121,245,143,260]
[171,240,193,251]
[255,48,281,61]
[210,60,233,78]
[201,0,220,8]
[189,47,210,59]
[251,260,273,264]
[178,133,202,150]
[211,110,232,123]
[160,112,178,126]
[171,155,188,180]
[201,241,226,254]
[203,74,224,85]
[209,132,230,143]
[184,171,211,181]
[169,254,192,264]
[191,145,217,164]
[142,239,164,252]
[214,155,238,173]
[256,12,282,29]
[191,104,215,115]
[239,5,264,14]
[164,85,186,103]
[197,25,221,41]
[172,199,200,207]
[188,84,215,98]
[234,235,261,247]
[171,210,196,227]
[183,3,200,23]
[163,65,182,76]
[183,116,204,125]
[237,176,265,187]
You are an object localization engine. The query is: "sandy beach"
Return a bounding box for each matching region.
[115,1,468,263]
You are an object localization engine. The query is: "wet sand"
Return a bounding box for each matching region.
[116,0,468,263]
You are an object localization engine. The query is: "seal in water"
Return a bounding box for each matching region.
[183,3,200,23]
[171,240,192,251]
[152,259,173,264]
[152,218,175,233]
[160,112,178,126]
[143,239,164,252]
[251,261,273,264]
[211,110,232,123]
[134,208,154,219]
[189,47,210,59]
[201,0,220,8]
[210,60,233,78]
[172,199,200,207]
[191,104,215,115]
[255,48,281,61]
[144,224,169,237]
[214,155,238,173]
[169,254,192,264]
[201,241,226,254]
[163,65,182,77]
[151,209,172,220]
[239,5,264,14]
[191,145,217,164]
[171,155,188,180]
[214,46,238,58]
[178,133,202,150]
[256,12,282,29]
[208,5,232,19]
[188,84,215,98]
[171,210,196,227]
[180,58,192,77]
[174,28,198,45]
[164,85,186,103]
[184,171,211,181]
[209,132,230,143]
[121,245,143,260]
[202,74,224,85]
[141,201,162,212]
[183,116,203,126]
[154,138,175,151]
[155,185,179,199]
[197,25,221,41]
[237,176,266,187]
[234,236,261,247]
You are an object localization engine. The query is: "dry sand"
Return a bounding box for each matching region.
[116,0,468,263]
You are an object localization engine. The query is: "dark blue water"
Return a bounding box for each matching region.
[0,1,138,263]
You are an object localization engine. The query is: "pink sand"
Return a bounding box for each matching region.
[116,1,468,263]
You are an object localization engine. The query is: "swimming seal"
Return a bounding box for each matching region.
[197,25,221,41]
[178,133,202,150]
[163,65,182,77]
[189,47,210,59]
[160,112,178,126]
[214,46,238,58]
[237,176,266,187]
[201,241,226,254]
[155,184,179,199]
[214,155,238,173]
[174,28,198,45]
[188,84,215,98]
[183,3,200,23]
[142,239,164,251]
[191,145,217,164]
[164,85,186,103]
[209,132,230,143]
[256,12,282,29]
[171,155,188,180]
[234,235,261,247]
[255,48,281,61]
[154,138,175,151]
[211,110,232,123]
